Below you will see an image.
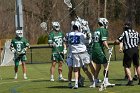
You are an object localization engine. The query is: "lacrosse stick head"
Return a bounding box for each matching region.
[40,22,47,31]
[99,83,106,91]
[64,0,72,8]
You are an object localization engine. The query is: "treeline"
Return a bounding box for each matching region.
[0,0,140,44]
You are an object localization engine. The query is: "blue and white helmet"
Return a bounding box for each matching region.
[16,30,23,37]
[98,18,109,29]
[52,21,60,31]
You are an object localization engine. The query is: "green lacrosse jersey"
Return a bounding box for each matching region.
[92,27,108,49]
[91,27,108,64]
[48,31,64,54]
[11,37,29,52]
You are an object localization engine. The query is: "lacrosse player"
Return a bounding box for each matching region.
[91,18,114,87]
[66,21,95,89]
[48,21,67,82]
[80,19,96,80]
[10,30,29,80]
[65,21,86,88]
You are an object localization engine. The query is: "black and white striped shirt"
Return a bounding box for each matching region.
[118,29,140,50]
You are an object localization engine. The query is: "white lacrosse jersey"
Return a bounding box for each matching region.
[66,30,87,53]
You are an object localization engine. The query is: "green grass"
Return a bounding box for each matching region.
[0,61,140,93]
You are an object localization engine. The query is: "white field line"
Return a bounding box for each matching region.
[0,78,45,85]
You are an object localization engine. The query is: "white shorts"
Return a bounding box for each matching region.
[72,51,90,67]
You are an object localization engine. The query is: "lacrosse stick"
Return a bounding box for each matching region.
[99,47,115,91]
[40,22,48,33]
[64,0,72,9]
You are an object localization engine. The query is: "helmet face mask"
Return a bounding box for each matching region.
[98,18,108,29]
[52,22,60,31]
[16,30,23,38]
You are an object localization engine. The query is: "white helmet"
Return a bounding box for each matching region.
[16,30,23,37]
[98,18,108,29]
[52,21,60,31]
[81,20,88,26]
[71,21,81,31]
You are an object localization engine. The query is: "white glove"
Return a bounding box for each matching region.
[11,48,16,53]
[63,49,67,54]
[108,48,112,55]
[86,33,91,39]
[21,48,26,54]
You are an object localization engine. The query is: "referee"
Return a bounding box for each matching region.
[115,22,140,86]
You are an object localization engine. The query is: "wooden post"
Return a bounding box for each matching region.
[104,0,107,18]
[0,39,1,64]
[97,0,100,18]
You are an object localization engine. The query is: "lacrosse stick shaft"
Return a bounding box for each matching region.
[101,47,113,89]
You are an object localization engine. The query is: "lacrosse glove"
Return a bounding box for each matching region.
[108,48,112,55]
[63,48,67,54]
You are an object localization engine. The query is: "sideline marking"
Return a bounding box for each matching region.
[0,78,45,85]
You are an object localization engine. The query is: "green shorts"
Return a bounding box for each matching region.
[14,54,27,66]
[51,53,64,62]
[92,48,107,64]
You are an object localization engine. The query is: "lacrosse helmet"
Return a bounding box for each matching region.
[98,18,109,29]
[81,20,88,26]
[52,21,60,31]
[72,21,81,31]
[16,30,23,38]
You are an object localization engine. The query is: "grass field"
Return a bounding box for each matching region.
[0,61,140,93]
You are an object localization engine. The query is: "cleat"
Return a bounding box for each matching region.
[138,82,140,85]
[24,76,28,80]
[71,78,75,82]
[104,82,115,87]
[73,85,78,89]
[14,76,17,80]
[68,83,73,88]
[133,75,138,81]
[126,81,134,86]
[58,77,67,81]
[89,83,95,88]
[50,78,54,81]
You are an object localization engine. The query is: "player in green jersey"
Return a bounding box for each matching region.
[10,30,29,80]
[91,18,113,86]
[48,21,67,81]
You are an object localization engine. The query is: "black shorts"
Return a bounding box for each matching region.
[123,47,139,68]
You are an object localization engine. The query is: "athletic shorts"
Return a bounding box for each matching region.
[72,52,90,67]
[51,53,64,62]
[14,54,27,66]
[91,48,107,64]
[123,47,139,68]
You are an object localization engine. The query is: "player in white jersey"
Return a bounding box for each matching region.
[66,21,95,89]
[80,20,96,79]
[65,32,85,88]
